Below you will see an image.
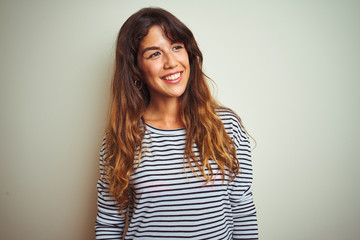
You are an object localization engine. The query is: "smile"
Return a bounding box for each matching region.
[162,72,182,81]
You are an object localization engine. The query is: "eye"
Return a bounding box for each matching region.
[147,51,161,59]
[172,45,184,51]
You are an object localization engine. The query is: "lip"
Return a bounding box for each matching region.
[161,71,183,84]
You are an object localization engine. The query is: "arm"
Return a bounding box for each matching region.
[95,139,126,239]
[228,119,258,239]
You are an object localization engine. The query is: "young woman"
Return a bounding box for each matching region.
[95,7,258,240]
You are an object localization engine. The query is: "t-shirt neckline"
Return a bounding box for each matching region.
[145,123,186,135]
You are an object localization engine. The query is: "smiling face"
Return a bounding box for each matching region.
[137,25,190,103]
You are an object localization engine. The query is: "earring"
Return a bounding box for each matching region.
[134,80,143,89]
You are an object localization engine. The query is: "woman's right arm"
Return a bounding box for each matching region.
[95,139,126,239]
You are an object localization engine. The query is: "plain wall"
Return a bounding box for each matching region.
[1,0,359,239]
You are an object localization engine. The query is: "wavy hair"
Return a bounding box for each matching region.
[105,7,241,214]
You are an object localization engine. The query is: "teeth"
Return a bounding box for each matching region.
[165,72,180,80]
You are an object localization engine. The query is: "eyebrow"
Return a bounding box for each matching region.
[141,46,160,55]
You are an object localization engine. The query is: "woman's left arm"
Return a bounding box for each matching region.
[228,119,258,239]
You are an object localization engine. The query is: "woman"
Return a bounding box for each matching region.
[95,7,258,240]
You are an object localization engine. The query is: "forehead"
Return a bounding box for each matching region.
[140,26,170,47]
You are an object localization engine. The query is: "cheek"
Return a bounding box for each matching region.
[143,62,161,79]
[182,53,190,69]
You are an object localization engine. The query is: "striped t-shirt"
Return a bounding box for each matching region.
[95,109,258,239]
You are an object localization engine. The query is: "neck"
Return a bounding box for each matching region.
[143,97,183,129]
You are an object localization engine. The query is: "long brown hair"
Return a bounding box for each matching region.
[105,7,240,213]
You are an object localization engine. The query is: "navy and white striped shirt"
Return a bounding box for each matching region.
[95,109,258,239]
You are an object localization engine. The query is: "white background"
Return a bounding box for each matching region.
[1,0,359,239]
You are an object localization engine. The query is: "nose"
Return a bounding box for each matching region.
[163,52,178,69]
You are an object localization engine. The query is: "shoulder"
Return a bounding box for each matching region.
[216,107,240,126]
[216,107,249,144]
[98,135,108,178]
[100,135,107,160]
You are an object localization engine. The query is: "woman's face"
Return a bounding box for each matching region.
[137,25,190,103]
